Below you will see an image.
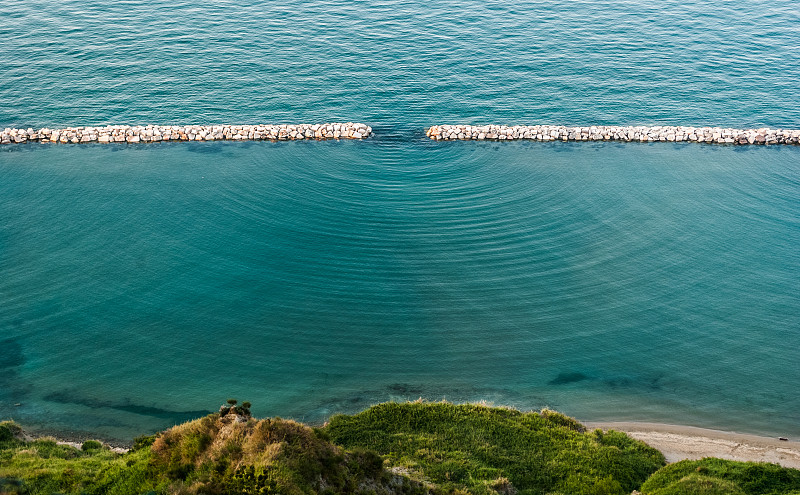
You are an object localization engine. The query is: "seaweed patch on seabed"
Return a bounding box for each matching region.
[549,371,591,385]
[0,338,26,369]
[548,370,665,391]
[0,337,32,401]
[604,374,665,391]
[386,383,424,395]
[43,391,212,423]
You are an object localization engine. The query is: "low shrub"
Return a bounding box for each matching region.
[640,458,800,494]
[219,398,252,418]
[0,421,22,443]
[132,434,157,451]
[81,440,104,451]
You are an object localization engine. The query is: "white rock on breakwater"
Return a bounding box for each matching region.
[0,123,373,144]
[426,124,800,145]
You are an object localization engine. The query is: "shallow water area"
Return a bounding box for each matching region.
[1,141,799,440]
[1,0,800,441]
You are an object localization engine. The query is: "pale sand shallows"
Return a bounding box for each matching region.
[586,421,800,469]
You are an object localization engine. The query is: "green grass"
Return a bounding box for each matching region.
[4,407,800,495]
[146,411,426,494]
[0,415,426,495]
[0,423,163,495]
[324,401,666,494]
[639,458,800,495]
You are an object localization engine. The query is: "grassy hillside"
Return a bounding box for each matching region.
[0,420,159,495]
[146,409,424,494]
[0,412,424,495]
[639,458,800,495]
[2,402,799,495]
[325,402,665,494]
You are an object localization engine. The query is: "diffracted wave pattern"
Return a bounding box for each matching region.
[2,0,799,442]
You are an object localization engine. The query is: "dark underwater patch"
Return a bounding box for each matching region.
[387,383,424,395]
[0,338,31,401]
[111,404,212,422]
[548,371,591,385]
[602,374,664,391]
[0,370,32,402]
[549,370,665,391]
[43,391,211,422]
[0,338,25,369]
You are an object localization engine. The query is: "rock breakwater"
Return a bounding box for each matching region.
[1,123,372,144]
[426,125,800,145]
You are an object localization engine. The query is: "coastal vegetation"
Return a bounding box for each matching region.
[1,403,799,495]
[639,458,800,495]
[325,402,665,494]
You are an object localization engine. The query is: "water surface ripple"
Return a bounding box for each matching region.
[2,0,799,128]
[1,0,799,441]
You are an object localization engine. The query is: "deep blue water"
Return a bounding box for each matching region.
[1,0,799,441]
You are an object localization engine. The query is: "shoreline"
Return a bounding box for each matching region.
[10,424,133,453]
[586,421,800,469]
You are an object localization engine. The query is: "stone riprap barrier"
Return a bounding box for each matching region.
[0,123,372,144]
[426,124,800,145]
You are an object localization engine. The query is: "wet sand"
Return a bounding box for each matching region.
[586,421,800,469]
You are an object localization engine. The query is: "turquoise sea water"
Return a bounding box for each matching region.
[1,0,799,441]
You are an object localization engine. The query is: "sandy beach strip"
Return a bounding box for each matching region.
[586,421,800,469]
